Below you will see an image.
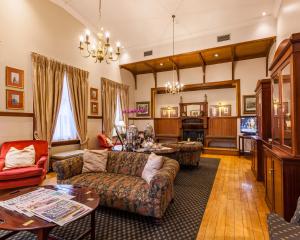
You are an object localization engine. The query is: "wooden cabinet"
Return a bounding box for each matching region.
[250,136,264,181]
[255,79,272,140]
[263,33,300,221]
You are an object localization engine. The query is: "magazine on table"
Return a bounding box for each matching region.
[0,187,90,225]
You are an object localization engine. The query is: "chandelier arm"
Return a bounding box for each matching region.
[79,48,91,58]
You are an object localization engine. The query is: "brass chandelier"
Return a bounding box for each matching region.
[78,0,121,63]
[165,15,184,94]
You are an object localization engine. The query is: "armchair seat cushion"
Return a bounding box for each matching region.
[0,166,43,181]
[60,172,153,215]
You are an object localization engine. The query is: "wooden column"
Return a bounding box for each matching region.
[231,47,236,80]
[199,52,206,83]
[153,72,157,88]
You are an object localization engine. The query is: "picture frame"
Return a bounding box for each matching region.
[220,105,232,116]
[136,101,150,117]
[90,102,99,115]
[209,105,219,117]
[6,66,24,89]
[90,88,98,101]
[243,95,256,114]
[160,106,178,118]
[190,110,200,117]
[6,90,24,110]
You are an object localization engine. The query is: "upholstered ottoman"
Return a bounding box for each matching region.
[162,142,202,167]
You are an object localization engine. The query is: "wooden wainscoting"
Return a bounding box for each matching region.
[154,118,181,142]
[204,117,238,155]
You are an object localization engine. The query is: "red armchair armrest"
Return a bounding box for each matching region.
[36,156,48,170]
[0,158,4,172]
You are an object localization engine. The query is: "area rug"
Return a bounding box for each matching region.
[0,157,219,240]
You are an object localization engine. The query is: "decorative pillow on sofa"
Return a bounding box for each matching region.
[82,149,108,173]
[142,153,164,184]
[4,145,36,170]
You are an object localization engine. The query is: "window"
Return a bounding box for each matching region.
[52,74,78,141]
[112,94,124,136]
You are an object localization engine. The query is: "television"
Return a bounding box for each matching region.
[240,116,257,135]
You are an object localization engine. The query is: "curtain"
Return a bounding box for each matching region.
[102,78,118,138]
[67,66,89,149]
[119,84,129,126]
[31,53,64,144]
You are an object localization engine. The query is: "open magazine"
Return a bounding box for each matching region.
[0,187,92,226]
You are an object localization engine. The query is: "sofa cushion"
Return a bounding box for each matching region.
[0,166,43,180]
[142,153,164,184]
[82,149,108,173]
[4,145,35,170]
[60,172,153,215]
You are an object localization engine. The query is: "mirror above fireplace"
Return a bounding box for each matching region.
[180,102,208,117]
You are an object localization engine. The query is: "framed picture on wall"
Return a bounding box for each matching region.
[160,106,178,118]
[6,90,24,110]
[209,105,219,117]
[90,102,99,115]
[136,101,150,117]
[90,88,98,101]
[6,67,24,89]
[220,105,232,116]
[243,95,256,114]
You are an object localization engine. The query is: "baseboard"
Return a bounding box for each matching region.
[203,147,239,156]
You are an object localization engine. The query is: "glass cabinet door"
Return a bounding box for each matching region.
[273,74,281,144]
[281,63,292,147]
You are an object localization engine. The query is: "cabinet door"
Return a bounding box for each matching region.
[273,157,284,216]
[281,63,292,148]
[265,150,274,210]
[272,74,281,144]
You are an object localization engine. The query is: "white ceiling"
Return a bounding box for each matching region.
[52,0,280,50]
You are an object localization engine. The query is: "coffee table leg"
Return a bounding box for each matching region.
[91,211,96,240]
[35,228,51,240]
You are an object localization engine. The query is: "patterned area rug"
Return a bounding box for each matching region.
[0,157,219,240]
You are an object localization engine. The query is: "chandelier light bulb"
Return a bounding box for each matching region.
[116,41,121,47]
[105,32,110,39]
[85,29,91,36]
[79,35,84,42]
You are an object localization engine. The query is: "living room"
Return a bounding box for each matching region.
[0,0,300,239]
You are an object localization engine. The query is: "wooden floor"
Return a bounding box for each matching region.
[197,154,269,240]
[41,154,270,239]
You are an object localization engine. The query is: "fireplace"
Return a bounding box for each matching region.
[181,118,207,143]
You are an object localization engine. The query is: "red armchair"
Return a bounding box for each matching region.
[0,140,48,190]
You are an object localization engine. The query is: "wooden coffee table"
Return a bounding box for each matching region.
[0,185,99,240]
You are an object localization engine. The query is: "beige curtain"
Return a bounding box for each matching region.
[67,66,89,149]
[102,78,118,138]
[119,85,129,126]
[31,53,64,144]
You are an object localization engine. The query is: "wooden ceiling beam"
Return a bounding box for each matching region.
[199,52,206,83]
[231,46,236,80]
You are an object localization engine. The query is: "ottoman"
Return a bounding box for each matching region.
[163,142,202,167]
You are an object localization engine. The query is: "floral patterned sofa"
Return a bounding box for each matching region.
[53,151,179,219]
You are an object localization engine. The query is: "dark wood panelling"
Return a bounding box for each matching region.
[121,37,275,75]
[154,118,181,141]
[207,117,237,137]
[0,112,34,117]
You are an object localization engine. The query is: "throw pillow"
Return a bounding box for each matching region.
[82,149,108,173]
[290,196,300,225]
[4,145,36,170]
[142,153,164,184]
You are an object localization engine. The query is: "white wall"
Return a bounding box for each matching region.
[0,0,134,150]
[276,0,300,45]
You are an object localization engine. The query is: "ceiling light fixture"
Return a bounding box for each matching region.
[160,63,164,66]
[78,0,121,63]
[214,53,219,58]
[262,11,267,16]
[164,15,184,94]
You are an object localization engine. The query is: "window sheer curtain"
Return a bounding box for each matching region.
[119,84,129,126]
[31,53,64,144]
[52,75,78,141]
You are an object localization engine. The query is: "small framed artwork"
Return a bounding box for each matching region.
[6,90,24,110]
[221,105,232,116]
[243,95,256,114]
[90,102,99,115]
[136,101,150,117]
[209,105,219,117]
[190,110,200,117]
[90,88,98,101]
[6,67,24,89]
[160,106,178,118]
